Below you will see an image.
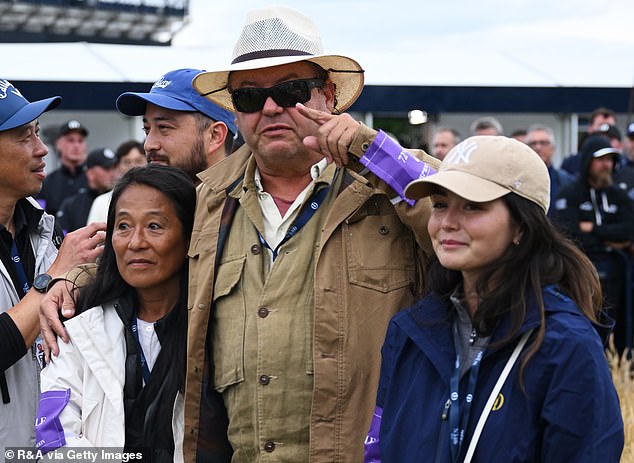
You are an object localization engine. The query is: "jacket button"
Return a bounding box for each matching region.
[250,244,261,255]
[258,307,270,318]
[264,441,275,452]
[361,142,369,151]
[379,226,389,235]
[259,374,271,385]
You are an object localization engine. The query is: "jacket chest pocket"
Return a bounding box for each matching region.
[345,213,416,293]
[212,254,247,393]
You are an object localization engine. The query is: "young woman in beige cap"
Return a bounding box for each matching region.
[365,136,623,463]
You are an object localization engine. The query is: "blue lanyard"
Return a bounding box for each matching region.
[129,317,152,385]
[9,240,30,297]
[9,240,44,366]
[257,184,330,261]
[448,324,484,463]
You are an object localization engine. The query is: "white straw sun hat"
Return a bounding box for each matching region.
[193,6,364,113]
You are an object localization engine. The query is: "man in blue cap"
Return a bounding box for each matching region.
[116,68,239,183]
[0,79,105,451]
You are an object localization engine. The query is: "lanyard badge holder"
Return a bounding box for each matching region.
[449,328,534,463]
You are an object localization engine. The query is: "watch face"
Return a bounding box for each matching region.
[33,273,52,292]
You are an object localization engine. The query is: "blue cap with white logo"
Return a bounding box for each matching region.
[116,68,237,135]
[0,79,61,132]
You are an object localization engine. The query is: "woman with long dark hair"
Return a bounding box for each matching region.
[33,165,218,461]
[365,136,623,463]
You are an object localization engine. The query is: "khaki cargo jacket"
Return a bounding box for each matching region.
[183,125,440,462]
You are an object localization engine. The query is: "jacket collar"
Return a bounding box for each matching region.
[396,285,584,384]
[196,144,251,193]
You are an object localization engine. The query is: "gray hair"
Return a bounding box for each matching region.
[526,124,555,144]
[470,116,504,135]
[435,127,462,145]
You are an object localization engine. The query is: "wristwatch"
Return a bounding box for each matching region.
[33,273,53,293]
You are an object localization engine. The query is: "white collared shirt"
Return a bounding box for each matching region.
[254,158,328,253]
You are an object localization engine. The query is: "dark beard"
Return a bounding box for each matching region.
[180,137,207,182]
[590,170,613,189]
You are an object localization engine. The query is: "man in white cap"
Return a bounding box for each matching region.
[183,6,440,462]
[0,79,105,452]
[36,119,89,216]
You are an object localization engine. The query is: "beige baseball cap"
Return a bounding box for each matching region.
[404,136,551,213]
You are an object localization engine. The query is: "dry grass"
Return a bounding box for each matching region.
[607,342,634,463]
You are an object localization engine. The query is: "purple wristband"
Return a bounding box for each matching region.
[359,130,436,205]
[363,406,383,463]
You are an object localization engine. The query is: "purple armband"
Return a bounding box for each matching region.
[359,130,436,205]
[35,389,70,454]
[363,406,383,463]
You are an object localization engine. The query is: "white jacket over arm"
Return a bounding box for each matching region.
[36,303,126,452]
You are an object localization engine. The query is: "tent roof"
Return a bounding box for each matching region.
[3,40,633,88]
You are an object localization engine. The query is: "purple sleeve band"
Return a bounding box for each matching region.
[35,388,70,454]
[359,130,437,206]
[363,406,383,463]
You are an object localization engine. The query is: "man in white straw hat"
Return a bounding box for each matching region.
[185,6,440,462]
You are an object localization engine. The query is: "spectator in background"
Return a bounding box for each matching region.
[116,68,238,184]
[623,121,634,169]
[87,140,146,224]
[469,116,504,136]
[36,120,89,216]
[56,148,116,232]
[588,107,617,133]
[525,124,574,217]
[596,123,624,154]
[0,79,105,453]
[561,106,617,176]
[431,127,461,161]
[614,121,634,202]
[510,128,527,143]
[553,134,634,355]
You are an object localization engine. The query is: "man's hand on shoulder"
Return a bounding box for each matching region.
[40,222,106,361]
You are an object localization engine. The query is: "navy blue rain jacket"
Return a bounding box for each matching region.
[368,286,623,463]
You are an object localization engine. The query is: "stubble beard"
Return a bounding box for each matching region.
[180,137,208,182]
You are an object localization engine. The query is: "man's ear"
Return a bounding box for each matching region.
[323,80,336,113]
[207,121,228,152]
[204,121,229,166]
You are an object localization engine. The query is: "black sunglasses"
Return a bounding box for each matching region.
[230,78,324,113]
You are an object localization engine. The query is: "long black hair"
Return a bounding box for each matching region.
[426,192,602,380]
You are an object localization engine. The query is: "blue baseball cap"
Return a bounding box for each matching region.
[116,68,237,135]
[0,79,61,132]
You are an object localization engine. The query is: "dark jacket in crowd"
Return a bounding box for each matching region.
[547,165,574,218]
[36,164,88,216]
[56,188,99,233]
[552,138,634,254]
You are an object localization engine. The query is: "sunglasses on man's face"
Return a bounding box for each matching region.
[230,78,324,113]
